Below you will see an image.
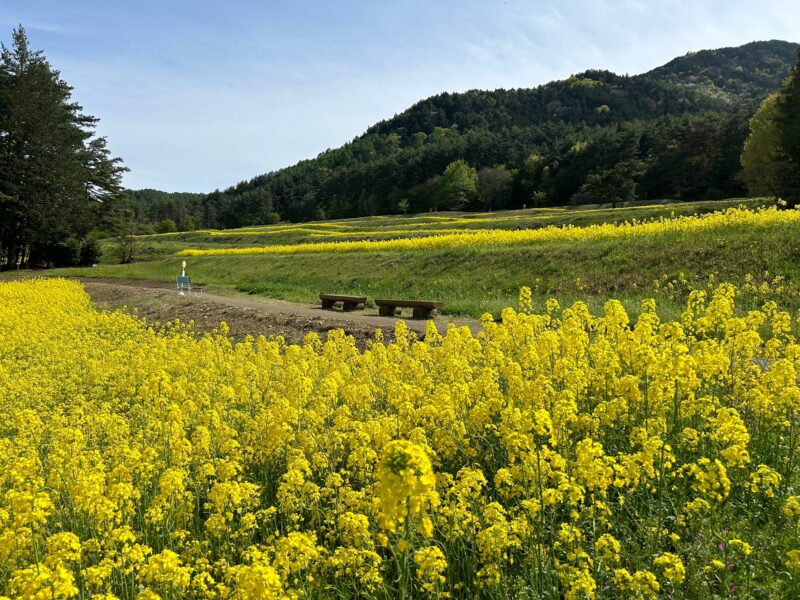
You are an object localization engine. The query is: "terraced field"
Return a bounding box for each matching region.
[50,198,800,319]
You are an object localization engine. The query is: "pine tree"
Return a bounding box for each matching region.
[573,159,645,207]
[0,25,126,267]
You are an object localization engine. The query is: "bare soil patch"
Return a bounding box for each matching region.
[81,280,478,347]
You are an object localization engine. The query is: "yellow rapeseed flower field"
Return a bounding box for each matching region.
[207,228,487,239]
[178,205,800,257]
[2,278,800,598]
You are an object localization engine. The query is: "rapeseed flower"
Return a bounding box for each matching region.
[0,278,798,597]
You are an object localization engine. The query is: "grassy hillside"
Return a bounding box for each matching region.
[106,197,763,257]
[48,198,800,320]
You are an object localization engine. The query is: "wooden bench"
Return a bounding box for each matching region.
[176,276,203,295]
[375,299,444,319]
[320,293,367,311]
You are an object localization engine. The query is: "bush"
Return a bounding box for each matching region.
[264,211,282,225]
[180,216,197,232]
[156,219,178,233]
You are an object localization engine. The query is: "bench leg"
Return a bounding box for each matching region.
[321,299,334,309]
[378,305,395,317]
[342,301,358,311]
[412,307,433,319]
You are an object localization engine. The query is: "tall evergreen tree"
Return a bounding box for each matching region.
[573,159,645,207]
[0,25,126,267]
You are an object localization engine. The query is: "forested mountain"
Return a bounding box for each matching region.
[646,40,800,102]
[133,40,799,230]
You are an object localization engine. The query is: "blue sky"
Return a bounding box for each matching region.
[2,1,798,192]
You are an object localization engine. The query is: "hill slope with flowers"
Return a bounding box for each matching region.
[2,277,800,598]
[51,198,800,318]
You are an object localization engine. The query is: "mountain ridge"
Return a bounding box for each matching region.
[645,39,799,102]
[128,40,798,230]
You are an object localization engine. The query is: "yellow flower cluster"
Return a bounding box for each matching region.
[1,277,800,597]
[208,226,351,237]
[309,228,487,239]
[376,440,439,532]
[178,205,800,256]
[210,227,489,239]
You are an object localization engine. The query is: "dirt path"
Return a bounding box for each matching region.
[75,278,479,346]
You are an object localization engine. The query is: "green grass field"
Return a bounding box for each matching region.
[48,197,800,319]
[109,198,767,259]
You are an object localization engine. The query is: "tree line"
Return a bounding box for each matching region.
[0,26,125,269]
[740,55,800,207]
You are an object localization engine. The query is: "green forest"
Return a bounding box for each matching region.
[125,41,799,230]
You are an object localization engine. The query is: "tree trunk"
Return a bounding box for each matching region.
[7,241,17,269]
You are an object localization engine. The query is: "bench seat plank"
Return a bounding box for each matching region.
[320,293,367,311]
[375,298,444,319]
[320,294,367,303]
[374,299,443,310]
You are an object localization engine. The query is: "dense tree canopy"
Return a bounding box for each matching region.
[0,26,125,267]
[476,166,513,211]
[740,93,783,196]
[774,54,800,206]
[740,52,800,207]
[440,160,477,210]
